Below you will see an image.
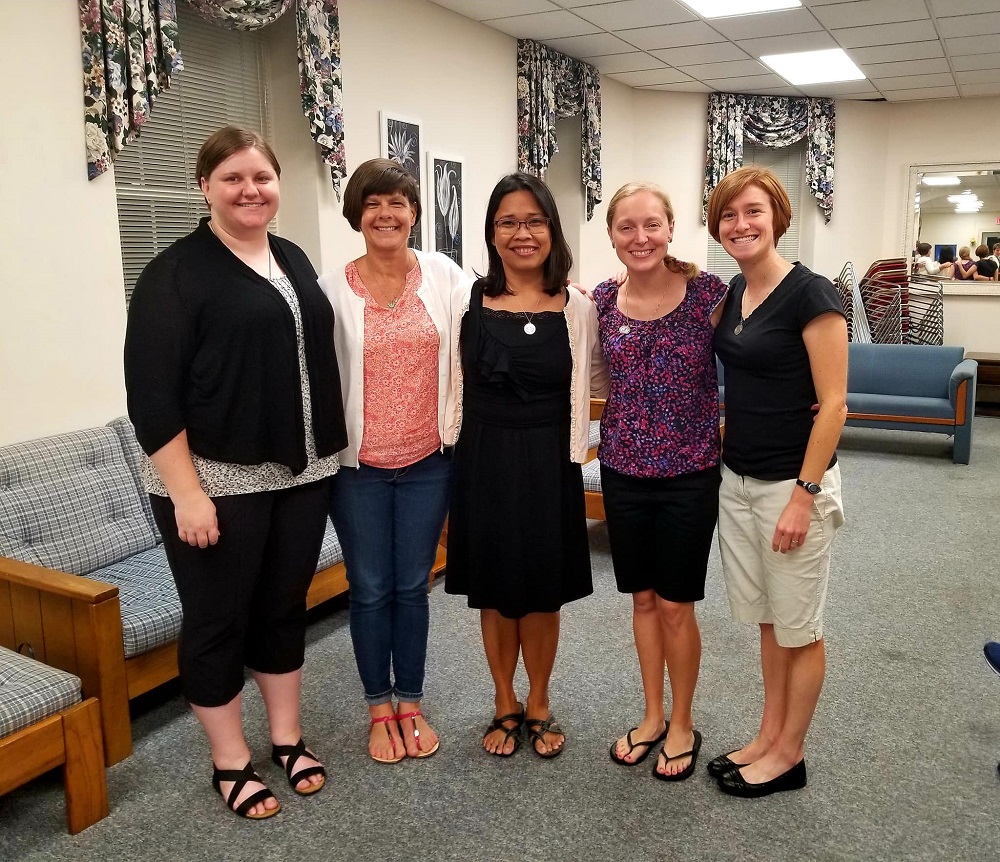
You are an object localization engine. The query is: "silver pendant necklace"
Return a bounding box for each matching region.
[619,279,668,335]
[515,291,543,335]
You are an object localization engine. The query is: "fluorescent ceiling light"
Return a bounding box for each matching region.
[922,176,960,186]
[682,0,800,18]
[760,48,865,86]
[947,193,975,202]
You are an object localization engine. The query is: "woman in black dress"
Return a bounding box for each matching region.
[446,173,607,758]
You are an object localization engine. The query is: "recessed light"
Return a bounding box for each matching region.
[681,0,801,18]
[922,176,960,186]
[760,48,865,86]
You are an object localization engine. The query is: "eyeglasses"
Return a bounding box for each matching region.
[494,217,551,235]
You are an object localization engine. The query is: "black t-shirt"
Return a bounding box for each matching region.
[714,263,845,480]
[975,258,998,279]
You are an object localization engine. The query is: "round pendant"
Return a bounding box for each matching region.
[387,298,397,309]
[734,322,743,335]
[523,322,536,335]
[619,324,631,335]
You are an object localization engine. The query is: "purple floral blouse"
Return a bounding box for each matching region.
[594,269,727,478]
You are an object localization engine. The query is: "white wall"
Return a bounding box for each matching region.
[3,0,999,445]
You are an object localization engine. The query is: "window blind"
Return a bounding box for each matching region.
[706,139,804,285]
[115,7,269,302]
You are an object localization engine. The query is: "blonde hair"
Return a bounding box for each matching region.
[959,246,971,260]
[706,165,792,245]
[605,182,698,279]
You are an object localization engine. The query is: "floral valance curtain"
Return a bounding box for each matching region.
[81,0,183,179]
[516,39,602,220]
[81,0,345,195]
[703,93,835,224]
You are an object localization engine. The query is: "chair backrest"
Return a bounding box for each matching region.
[0,427,156,575]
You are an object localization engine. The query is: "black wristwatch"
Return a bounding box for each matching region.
[796,478,821,495]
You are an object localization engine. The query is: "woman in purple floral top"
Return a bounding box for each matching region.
[596,183,727,782]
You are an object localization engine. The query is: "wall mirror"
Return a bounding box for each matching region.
[904,163,1000,267]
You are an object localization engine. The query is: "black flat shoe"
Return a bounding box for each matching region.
[212,761,280,819]
[718,760,807,798]
[609,723,668,766]
[271,738,325,796]
[652,729,702,782]
[706,750,749,779]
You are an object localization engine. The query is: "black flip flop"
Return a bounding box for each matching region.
[609,723,669,766]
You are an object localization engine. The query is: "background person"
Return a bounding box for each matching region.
[319,159,469,764]
[972,245,999,281]
[954,246,977,280]
[595,182,726,781]
[445,173,608,759]
[706,165,848,799]
[125,126,346,819]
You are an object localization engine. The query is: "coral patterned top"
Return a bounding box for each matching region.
[347,261,441,469]
[594,269,727,478]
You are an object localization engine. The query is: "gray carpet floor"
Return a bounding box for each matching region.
[2,420,999,862]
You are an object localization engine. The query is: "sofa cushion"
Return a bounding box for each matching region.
[106,416,161,543]
[847,393,954,421]
[88,545,181,659]
[0,645,81,739]
[588,420,600,451]
[316,518,344,571]
[0,428,157,576]
[582,459,602,493]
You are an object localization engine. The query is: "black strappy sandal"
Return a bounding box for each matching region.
[212,761,280,819]
[525,714,565,759]
[483,704,525,757]
[271,738,326,796]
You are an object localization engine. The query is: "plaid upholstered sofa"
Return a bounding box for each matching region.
[0,419,353,766]
[0,644,108,832]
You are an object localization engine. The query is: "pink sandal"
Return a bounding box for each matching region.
[396,710,440,758]
[368,715,405,764]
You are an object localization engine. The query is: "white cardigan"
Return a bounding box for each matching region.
[446,285,609,464]
[319,250,472,468]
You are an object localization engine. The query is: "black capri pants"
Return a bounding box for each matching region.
[601,463,721,603]
[150,478,330,707]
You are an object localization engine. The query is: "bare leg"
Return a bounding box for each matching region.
[613,590,668,763]
[254,668,323,792]
[521,611,564,756]
[193,695,278,817]
[396,699,438,757]
[728,623,789,765]
[481,609,522,755]
[654,599,701,776]
[737,637,825,784]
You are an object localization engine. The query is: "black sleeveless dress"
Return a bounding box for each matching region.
[445,285,593,619]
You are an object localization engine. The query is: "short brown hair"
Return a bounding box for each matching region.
[706,165,792,245]
[342,158,422,231]
[196,126,280,184]
[916,242,932,256]
[976,244,990,258]
[606,182,698,279]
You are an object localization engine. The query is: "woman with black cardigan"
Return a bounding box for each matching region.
[125,127,347,820]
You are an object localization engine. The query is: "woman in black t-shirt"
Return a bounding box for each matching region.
[705,166,848,799]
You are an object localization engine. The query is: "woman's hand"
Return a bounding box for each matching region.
[612,270,627,286]
[173,488,220,548]
[567,279,594,301]
[772,490,813,553]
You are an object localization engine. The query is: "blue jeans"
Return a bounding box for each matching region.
[329,450,451,705]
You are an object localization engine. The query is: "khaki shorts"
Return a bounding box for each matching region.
[718,463,845,648]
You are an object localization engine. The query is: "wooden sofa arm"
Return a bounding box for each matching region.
[0,556,131,765]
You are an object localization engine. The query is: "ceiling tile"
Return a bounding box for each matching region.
[649,43,750,66]
[572,0,696,29]
[936,13,1000,39]
[480,10,600,39]
[928,0,1000,14]
[582,51,667,73]
[544,32,637,55]
[955,68,1000,84]
[732,85,808,97]
[734,32,838,57]
[858,58,952,78]
[960,82,1000,97]
[951,53,1000,72]
[682,59,771,79]
[430,0,560,19]
[830,20,938,49]
[639,81,715,92]
[708,8,823,41]
[609,68,697,86]
[701,72,792,89]
[796,79,879,95]
[811,0,930,28]
[848,40,944,63]
[884,85,962,101]
[873,72,958,90]
[946,34,1000,56]
[618,20,726,50]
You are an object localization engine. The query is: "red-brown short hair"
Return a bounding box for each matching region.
[706,165,792,245]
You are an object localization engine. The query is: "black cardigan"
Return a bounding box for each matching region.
[124,219,348,475]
